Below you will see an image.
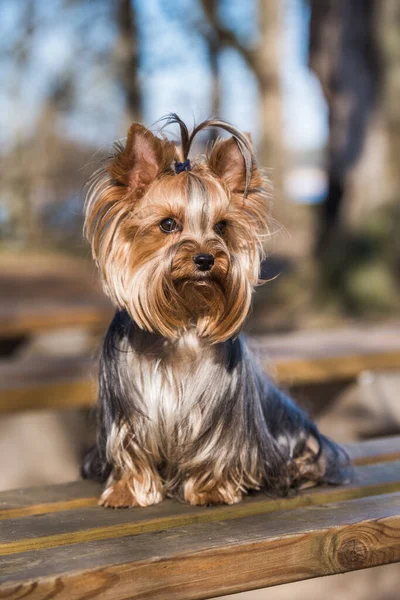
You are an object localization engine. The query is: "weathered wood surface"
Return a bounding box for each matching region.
[1,494,399,600]
[345,436,400,466]
[0,437,399,598]
[2,322,400,412]
[1,460,400,557]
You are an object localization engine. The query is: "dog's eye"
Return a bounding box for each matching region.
[160,217,180,233]
[214,220,227,235]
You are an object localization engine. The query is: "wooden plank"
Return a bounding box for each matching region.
[249,322,400,385]
[1,493,399,598]
[0,355,96,413]
[272,351,400,386]
[347,436,400,466]
[0,481,101,520]
[0,437,398,521]
[251,321,400,360]
[2,351,400,413]
[0,460,400,557]
[0,303,112,338]
[0,378,96,412]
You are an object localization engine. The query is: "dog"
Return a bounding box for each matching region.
[81,114,350,507]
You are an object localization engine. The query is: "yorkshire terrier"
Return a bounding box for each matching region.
[82,115,350,507]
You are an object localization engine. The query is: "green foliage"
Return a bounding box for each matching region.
[317,204,400,316]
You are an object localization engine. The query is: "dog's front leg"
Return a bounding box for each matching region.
[99,423,164,508]
[100,468,164,508]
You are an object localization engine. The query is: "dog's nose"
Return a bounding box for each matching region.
[193,253,214,272]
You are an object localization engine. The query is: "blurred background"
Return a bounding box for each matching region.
[1,1,400,598]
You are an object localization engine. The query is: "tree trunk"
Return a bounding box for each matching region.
[377,1,400,203]
[199,0,284,181]
[114,0,141,126]
[202,0,221,119]
[309,0,381,252]
[257,0,284,191]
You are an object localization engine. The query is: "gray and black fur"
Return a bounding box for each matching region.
[82,310,350,502]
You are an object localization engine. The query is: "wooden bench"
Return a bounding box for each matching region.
[253,322,400,386]
[0,302,112,359]
[0,436,399,598]
[0,303,112,339]
[2,322,400,412]
[0,258,111,348]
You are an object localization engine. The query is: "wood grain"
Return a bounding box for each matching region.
[1,493,399,599]
[0,438,399,598]
[0,480,100,510]
[0,481,101,520]
[1,460,400,556]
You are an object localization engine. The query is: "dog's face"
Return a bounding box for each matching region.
[85,122,270,342]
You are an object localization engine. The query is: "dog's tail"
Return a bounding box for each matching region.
[314,427,353,485]
[263,383,353,490]
[285,426,353,490]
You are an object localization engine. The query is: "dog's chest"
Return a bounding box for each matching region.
[129,331,228,444]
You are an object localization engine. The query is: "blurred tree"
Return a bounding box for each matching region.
[376,0,400,290]
[65,0,142,128]
[256,0,283,183]
[308,0,400,314]
[309,0,381,253]
[378,1,400,206]
[1,0,37,244]
[0,0,142,247]
[114,0,141,126]
[199,0,221,119]
[199,0,283,186]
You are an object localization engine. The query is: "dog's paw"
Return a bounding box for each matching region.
[99,476,163,508]
[99,478,137,508]
[183,479,243,506]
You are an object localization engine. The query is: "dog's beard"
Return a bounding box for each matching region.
[120,253,253,343]
[175,278,227,339]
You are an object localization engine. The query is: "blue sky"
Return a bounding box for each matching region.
[281,0,328,151]
[0,0,328,153]
[137,0,328,151]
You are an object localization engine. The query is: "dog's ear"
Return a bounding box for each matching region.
[109,124,176,196]
[207,135,260,193]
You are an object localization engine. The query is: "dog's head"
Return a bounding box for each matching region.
[85,116,271,343]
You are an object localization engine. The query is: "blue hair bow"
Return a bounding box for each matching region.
[175,159,191,174]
